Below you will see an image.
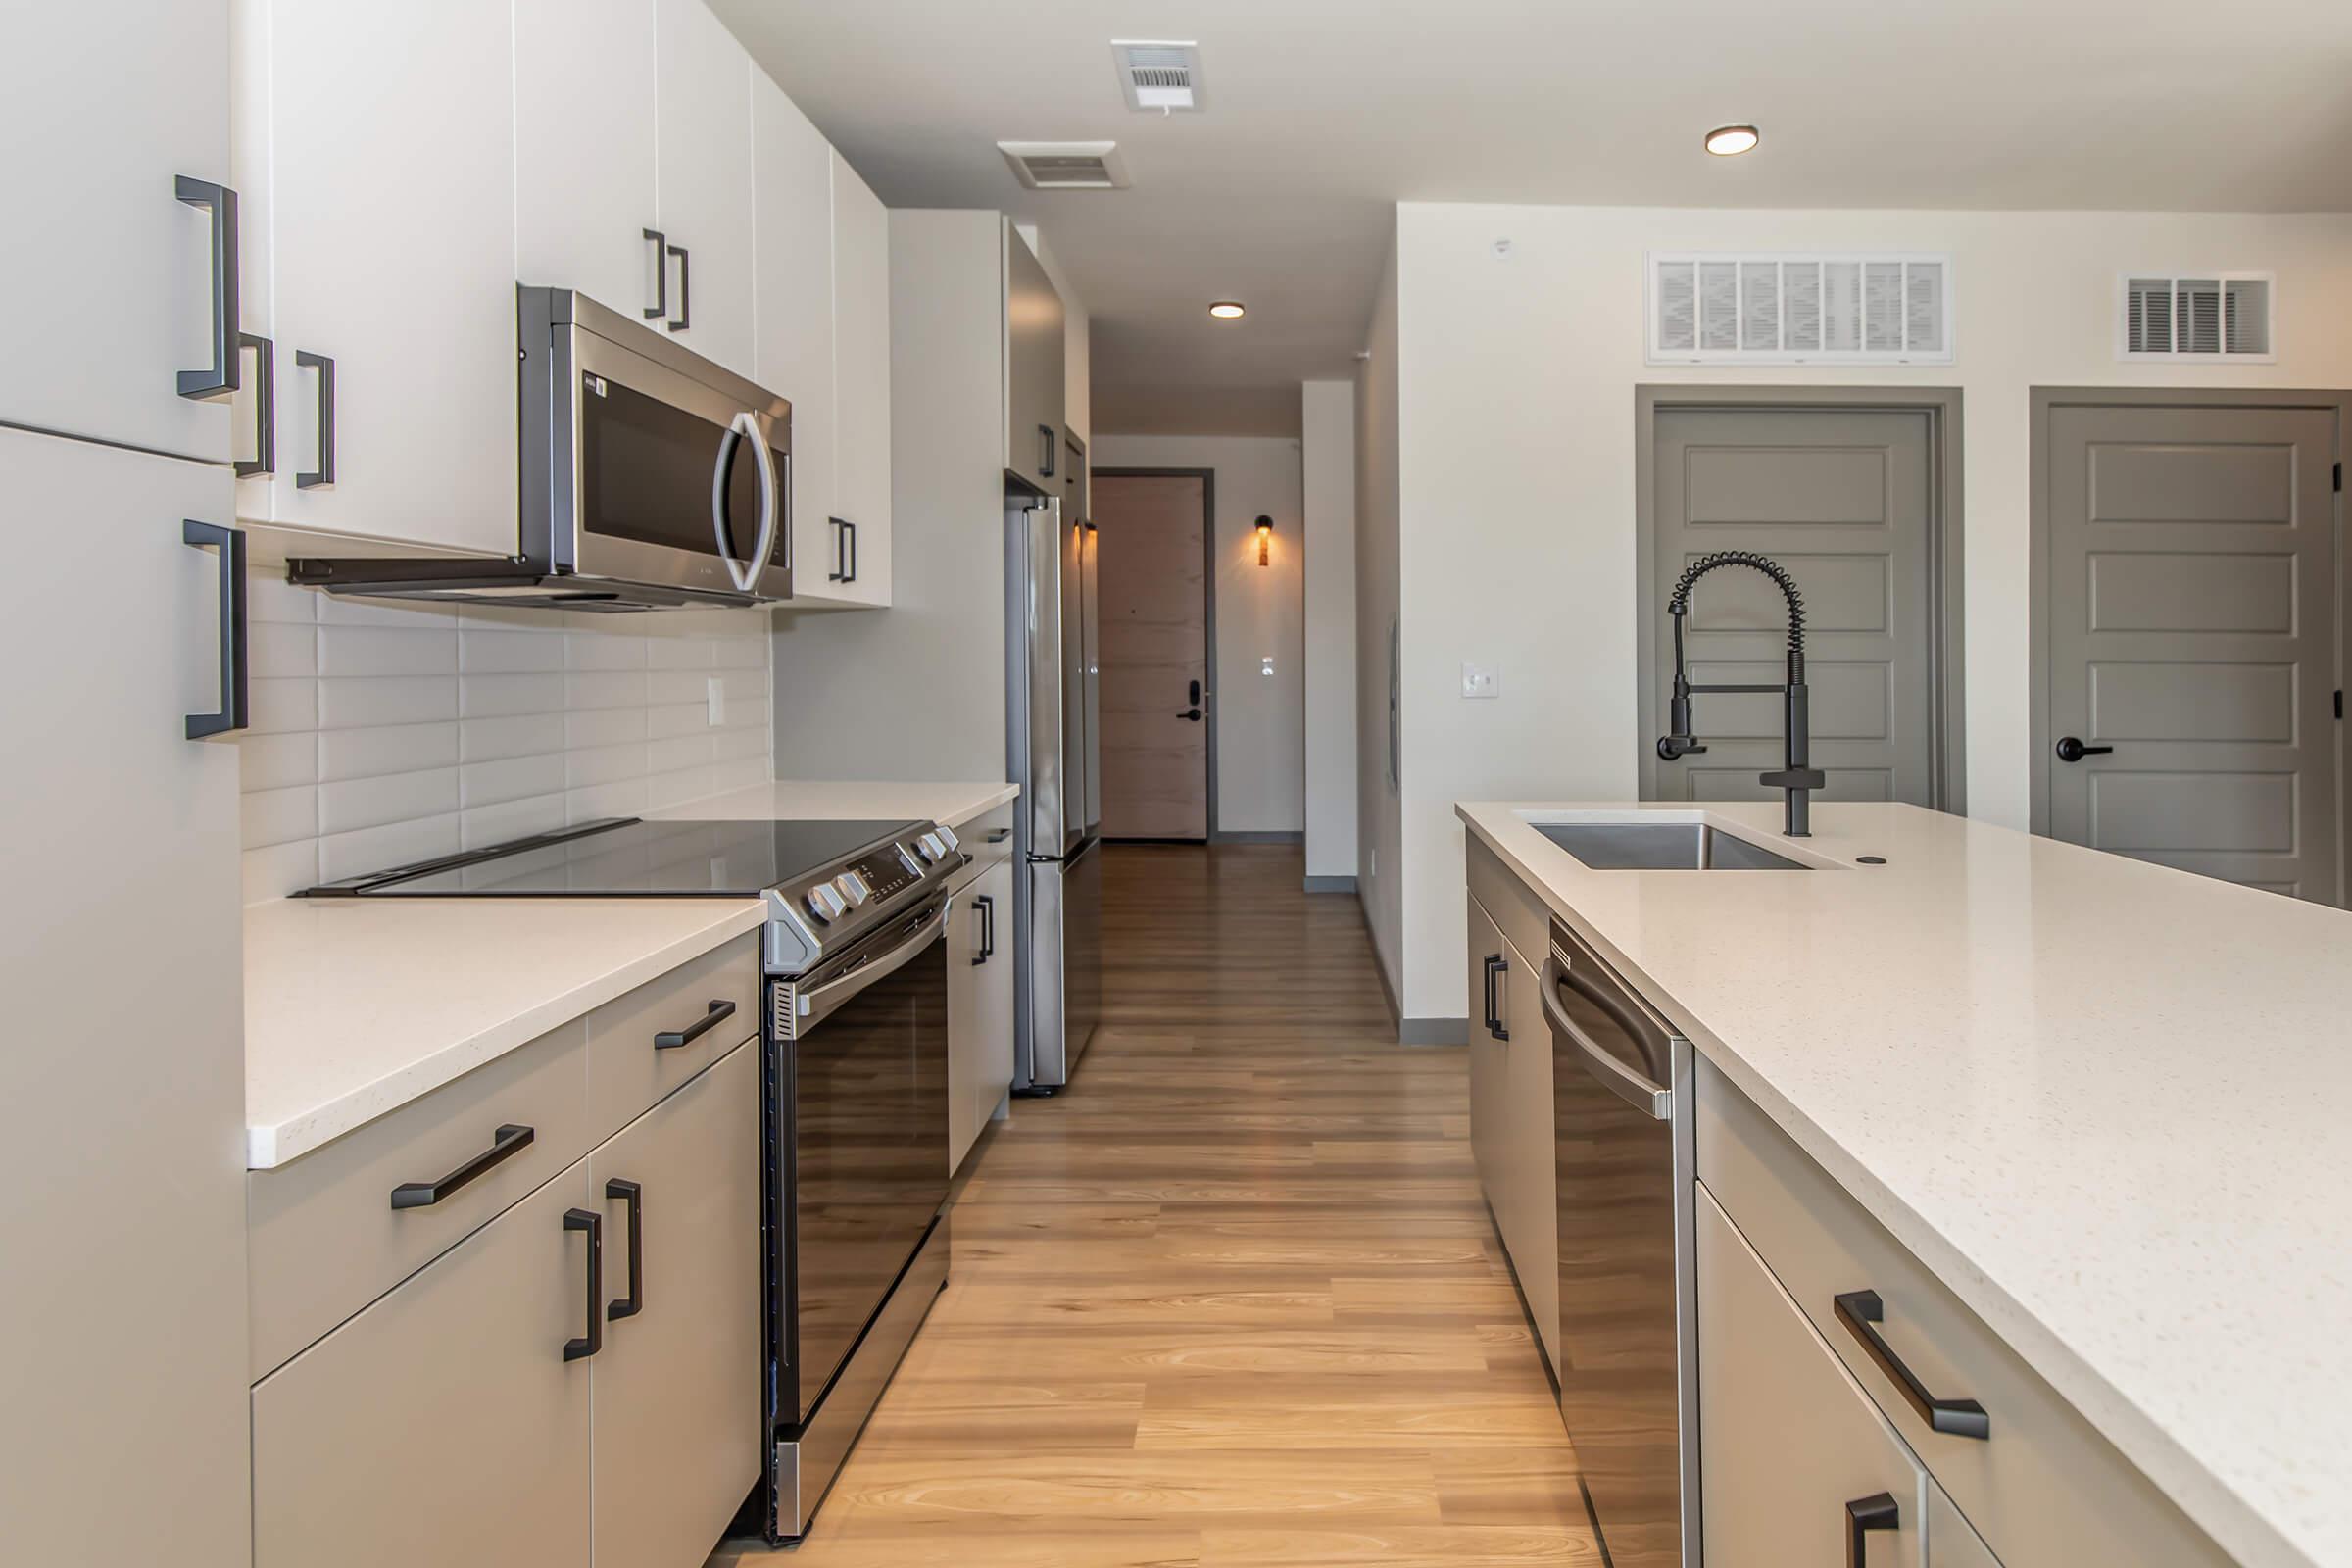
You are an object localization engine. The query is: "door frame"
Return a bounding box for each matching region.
[2027,386,2351,864]
[1093,466,1219,841]
[1635,385,1969,812]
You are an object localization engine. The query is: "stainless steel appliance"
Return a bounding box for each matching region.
[303,813,965,1542]
[1540,918,1697,1568]
[1005,473,1102,1093]
[288,287,791,610]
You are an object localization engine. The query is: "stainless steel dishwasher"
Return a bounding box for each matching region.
[1541,918,1697,1568]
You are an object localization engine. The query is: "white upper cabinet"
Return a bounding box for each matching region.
[751,70,837,596]
[514,0,660,318]
[250,0,519,556]
[829,150,893,607]
[654,0,756,379]
[1,0,233,463]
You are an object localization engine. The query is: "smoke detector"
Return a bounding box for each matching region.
[997,141,1132,191]
[1112,39,1203,113]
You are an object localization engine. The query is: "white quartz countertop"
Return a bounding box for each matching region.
[1456,800,2352,1568]
[245,779,1017,1171]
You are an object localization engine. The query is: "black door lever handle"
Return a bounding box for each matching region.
[1176,708,1203,721]
[2053,736,2113,763]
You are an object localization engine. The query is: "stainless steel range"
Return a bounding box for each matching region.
[305,813,966,1542]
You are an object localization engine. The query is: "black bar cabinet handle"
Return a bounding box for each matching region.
[235,333,274,478]
[844,517,857,583]
[295,350,334,489]
[973,894,995,964]
[666,243,690,331]
[605,1179,643,1322]
[181,520,248,739]
[563,1207,603,1361]
[1483,953,1510,1041]
[1844,1492,1900,1568]
[174,175,240,400]
[390,1122,534,1209]
[827,516,847,581]
[1835,1289,1990,1439]
[642,227,668,319]
[1039,424,1056,477]
[654,998,735,1051]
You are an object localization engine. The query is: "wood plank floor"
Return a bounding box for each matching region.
[715,844,1592,1566]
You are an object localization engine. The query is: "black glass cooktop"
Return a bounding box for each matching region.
[304,817,920,898]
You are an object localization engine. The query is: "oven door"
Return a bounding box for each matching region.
[564,309,792,602]
[774,898,951,1425]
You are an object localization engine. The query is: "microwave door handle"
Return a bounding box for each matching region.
[711,412,778,595]
[790,898,953,1033]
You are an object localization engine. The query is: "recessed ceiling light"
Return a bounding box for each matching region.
[1208,301,1246,319]
[1704,124,1760,157]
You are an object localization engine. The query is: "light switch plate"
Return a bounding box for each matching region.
[1461,662,1499,699]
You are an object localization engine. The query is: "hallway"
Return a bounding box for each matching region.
[761,843,1594,1565]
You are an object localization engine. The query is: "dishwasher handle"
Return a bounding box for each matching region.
[1542,951,1673,1120]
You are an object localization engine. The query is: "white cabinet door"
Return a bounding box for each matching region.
[1500,934,1558,1370]
[0,432,248,1568]
[231,0,277,514]
[1002,221,1064,490]
[589,1044,761,1568]
[751,69,837,595]
[514,0,660,318]
[1,1,232,462]
[828,149,892,607]
[253,1163,595,1568]
[262,0,518,556]
[1465,897,1510,1239]
[654,0,755,378]
[1697,1185,1928,1568]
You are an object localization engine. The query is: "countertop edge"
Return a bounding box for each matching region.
[1455,801,2314,1568]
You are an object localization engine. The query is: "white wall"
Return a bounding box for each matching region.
[1354,228,1404,1000]
[235,576,771,903]
[1301,379,1358,881]
[1392,201,2352,1020]
[1091,433,1305,835]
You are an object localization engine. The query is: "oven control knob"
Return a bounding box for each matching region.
[805,884,846,923]
[933,823,959,854]
[915,832,946,864]
[834,870,870,906]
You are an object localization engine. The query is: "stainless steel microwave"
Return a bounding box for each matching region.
[288,287,791,611]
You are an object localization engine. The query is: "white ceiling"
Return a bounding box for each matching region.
[711,0,2352,437]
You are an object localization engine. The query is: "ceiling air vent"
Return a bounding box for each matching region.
[997,140,1132,191]
[1112,39,1203,112]
[1649,253,1954,366]
[2121,274,2274,361]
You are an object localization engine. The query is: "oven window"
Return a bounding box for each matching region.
[578,371,777,560]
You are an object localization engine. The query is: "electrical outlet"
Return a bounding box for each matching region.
[707,675,725,727]
[1461,662,1500,699]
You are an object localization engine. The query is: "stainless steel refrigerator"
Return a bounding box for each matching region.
[1006,473,1102,1093]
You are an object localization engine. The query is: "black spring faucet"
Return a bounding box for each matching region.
[1656,550,1828,837]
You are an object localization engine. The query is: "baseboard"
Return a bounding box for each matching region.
[1302,874,1358,894]
[1399,1015,1469,1047]
[1211,829,1304,845]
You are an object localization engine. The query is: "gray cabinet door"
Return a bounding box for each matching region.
[2043,400,2338,902]
[253,1165,595,1568]
[1697,1184,1927,1568]
[1464,897,1511,1238]
[0,432,248,1568]
[1003,222,1065,488]
[588,1044,762,1568]
[1651,406,1937,806]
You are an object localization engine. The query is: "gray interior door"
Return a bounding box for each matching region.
[1651,407,1937,805]
[2043,400,2339,902]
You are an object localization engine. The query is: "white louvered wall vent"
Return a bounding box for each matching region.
[998,140,1132,191]
[1648,253,1954,366]
[2119,274,2274,362]
[1111,39,1203,112]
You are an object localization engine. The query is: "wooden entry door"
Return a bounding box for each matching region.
[2039,396,2340,902]
[1094,472,1210,840]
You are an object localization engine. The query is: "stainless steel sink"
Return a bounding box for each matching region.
[1535,821,1809,871]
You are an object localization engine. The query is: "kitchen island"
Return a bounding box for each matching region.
[1458,799,2352,1568]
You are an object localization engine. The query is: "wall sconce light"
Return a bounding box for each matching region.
[1255,514,1272,565]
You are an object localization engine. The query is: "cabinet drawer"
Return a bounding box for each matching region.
[252,1160,594,1568]
[1694,1056,2233,1568]
[248,1020,589,1378]
[1697,1184,1926,1568]
[960,802,1016,865]
[1468,838,1551,991]
[584,934,759,1143]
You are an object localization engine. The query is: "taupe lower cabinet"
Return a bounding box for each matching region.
[252,1042,760,1568]
[948,854,1018,1172]
[1464,884,1561,1372]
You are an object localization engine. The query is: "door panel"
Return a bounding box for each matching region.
[514,0,660,319]
[654,0,755,377]
[1652,407,1937,807]
[590,1045,761,1568]
[2043,401,2338,902]
[1096,473,1210,839]
[1465,898,1510,1229]
[752,70,837,593]
[1500,936,1558,1372]
[830,149,893,605]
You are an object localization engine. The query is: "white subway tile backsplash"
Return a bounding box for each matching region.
[232,573,773,902]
